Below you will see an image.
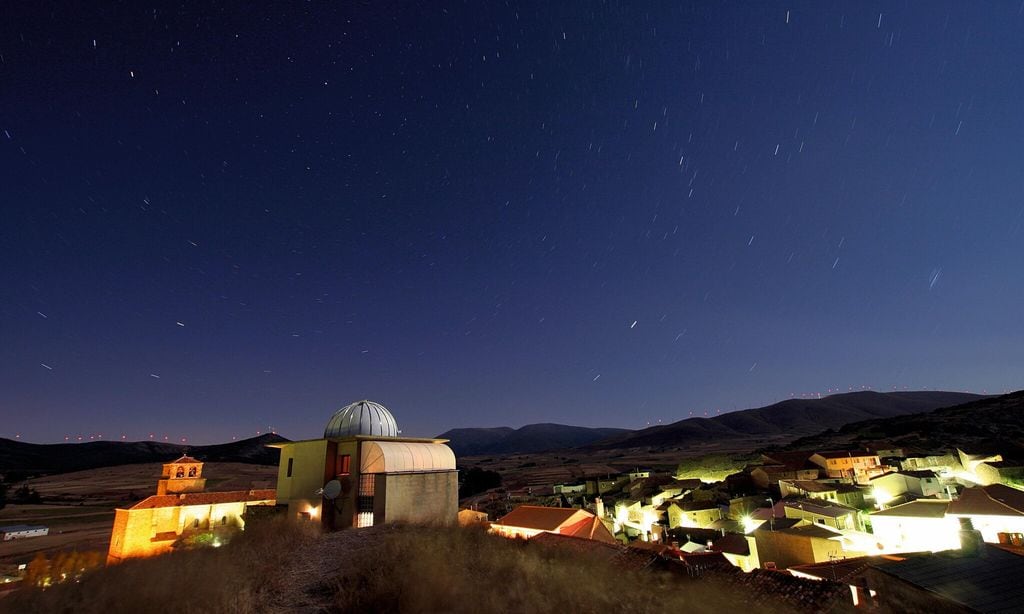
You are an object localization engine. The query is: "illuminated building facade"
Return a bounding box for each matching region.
[107,456,275,564]
[271,400,458,529]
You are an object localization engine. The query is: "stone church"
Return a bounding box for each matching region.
[271,400,458,529]
[107,456,276,564]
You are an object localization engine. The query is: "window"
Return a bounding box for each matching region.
[176,466,185,478]
[358,474,375,497]
[222,515,228,526]
[193,518,199,528]
[286,458,294,478]
[188,466,197,477]
[356,474,375,527]
[336,454,351,476]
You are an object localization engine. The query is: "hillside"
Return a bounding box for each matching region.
[438,424,630,456]
[0,433,287,477]
[784,390,1024,456]
[583,391,984,451]
[1,520,841,614]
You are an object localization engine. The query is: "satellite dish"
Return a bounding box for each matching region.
[322,479,342,500]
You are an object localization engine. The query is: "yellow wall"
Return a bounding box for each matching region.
[275,439,329,516]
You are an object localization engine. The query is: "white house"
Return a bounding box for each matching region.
[869,500,958,553]
[0,525,49,540]
[869,470,943,504]
[946,484,1024,544]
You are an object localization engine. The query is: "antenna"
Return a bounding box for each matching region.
[321,479,342,500]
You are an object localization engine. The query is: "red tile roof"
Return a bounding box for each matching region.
[494,505,584,531]
[948,484,1024,517]
[128,489,276,510]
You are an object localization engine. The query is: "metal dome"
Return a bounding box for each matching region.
[324,400,399,438]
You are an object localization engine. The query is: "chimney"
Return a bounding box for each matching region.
[958,517,985,557]
[595,496,605,518]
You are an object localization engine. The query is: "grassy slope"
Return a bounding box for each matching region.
[3,520,813,614]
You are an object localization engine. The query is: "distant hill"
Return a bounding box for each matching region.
[582,391,985,451]
[783,390,1024,457]
[0,433,287,477]
[437,423,630,456]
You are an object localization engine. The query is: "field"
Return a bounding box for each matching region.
[0,462,278,565]
[462,434,774,489]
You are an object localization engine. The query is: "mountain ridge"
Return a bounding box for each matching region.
[440,391,986,456]
[584,390,985,451]
[437,423,629,456]
[0,433,287,477]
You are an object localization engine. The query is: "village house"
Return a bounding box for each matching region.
[710,532,760,572]
[946,484,1024,544]
[0,525,49,540]
[861,542,1024,613]
[809,450,886,483]
[898,451,959,475]
[107,456,276,564]
[781,499,863,531]
[752,522,856,570]
[957,448,1002,476]
[973,459,1024,487]
[584,474,628,496]
[869,499,958,553]
[490,505,616,543]
[456,509,488,526]
[660,499,723,529]
[748,455,822,489]
[778,479,866,509]
[869,469,945,505]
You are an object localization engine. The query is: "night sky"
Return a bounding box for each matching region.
[3,2,1022,444]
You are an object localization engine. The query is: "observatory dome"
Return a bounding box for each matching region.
[324,400,399,438]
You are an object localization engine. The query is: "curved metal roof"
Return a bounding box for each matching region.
[360,440,456,473]
[324,400,399,438]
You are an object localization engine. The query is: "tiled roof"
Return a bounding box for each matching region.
[529,532,658,571]
[128,489,276,510]
[494,505,584,531]
[782,499,858,518]
[719,567,849,611]
[871,545,1024,613]
[560,515,615,543]
[711,533,750,556]
[783,480,839,493]
[948,484,1024,517]
[814,450,877,459]
[0,525,47,532]
[789,557,872,585]
[705,518,742,532]
[168,455,201,464]
[870,499,949,518]
[775,524,844,540]
[752,517,804,531]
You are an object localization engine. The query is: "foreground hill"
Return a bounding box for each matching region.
[1,520,841,614]
[437,423,630,456]
[0,433,286,477]
[784,390,1024,457]
[583,391,984,451]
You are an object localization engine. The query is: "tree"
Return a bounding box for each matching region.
[459,467,502,499]
[24,552,51,588]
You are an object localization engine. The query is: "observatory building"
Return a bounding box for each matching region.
[271,400,458,529]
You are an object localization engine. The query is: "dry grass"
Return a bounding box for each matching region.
[4,521,784,614]
[1,517,319,614]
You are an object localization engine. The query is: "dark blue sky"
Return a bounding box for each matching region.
[2,2,1022,443]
